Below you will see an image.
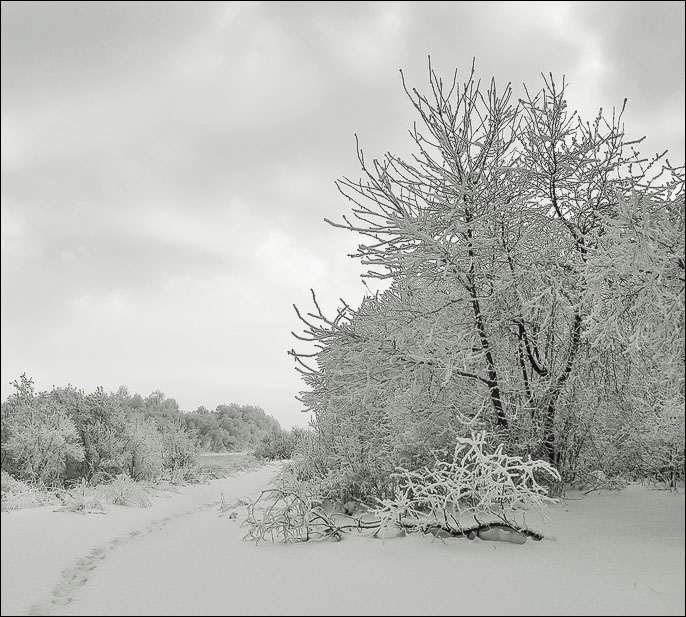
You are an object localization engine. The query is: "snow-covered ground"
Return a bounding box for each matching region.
[1,465,683,616]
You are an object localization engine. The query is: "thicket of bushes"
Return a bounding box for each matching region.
[253,426,309,460]
[0,374,287,494]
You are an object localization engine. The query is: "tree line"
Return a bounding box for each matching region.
[1,374,287,486]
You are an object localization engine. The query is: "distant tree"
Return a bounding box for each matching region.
[182,403,283,452]
[254,426,308,460]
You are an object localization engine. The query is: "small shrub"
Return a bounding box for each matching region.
[242,474,351,544]
[56,479,107,513]
[254,431,295,460]
[380,431,560,533]
[125,418,165,481]
[0,471,58,511]
[98,474,153,508]
[162,423,199,471]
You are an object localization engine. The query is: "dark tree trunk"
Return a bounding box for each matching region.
[466,218,508,428]
[542,312,583,464]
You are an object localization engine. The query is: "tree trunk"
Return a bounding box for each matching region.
[466,220,508,428]
[542,312,583,465]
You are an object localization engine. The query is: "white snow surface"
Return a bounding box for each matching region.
[1,463,684,616]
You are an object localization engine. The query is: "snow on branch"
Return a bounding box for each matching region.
[243,432,559,544]
[382,430,560,535]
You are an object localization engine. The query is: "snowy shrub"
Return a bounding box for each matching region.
[373,431,560,534]
[3,411,85,485]
[73,415,134,480]
[88,416,138,479]
[0,470,59,511]
[98,474,153,507]
[244,432,559,543]
[242,472,377,544]
[253,427,309,461]
[161,422,198,472]
[124,417,165,481]
[56,479,108,513]
[243,479,317,544]
[621,409,685,489]
[52,475,154,512]
[0,470,16,493]
[1,376,85,485]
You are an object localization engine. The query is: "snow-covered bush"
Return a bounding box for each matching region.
[56,479,108,513]
[78,416,132,479]
[1,376,85,485]
[243,431,559,543]
[373,431,560,534]
[97,474,153,507]
[242,470,380,544]
[0,470,59,511]
[621,408,685,488]
[124,417,165,481]
[161,422,198,471]
[243,482,314,543]
[253,427,308,461]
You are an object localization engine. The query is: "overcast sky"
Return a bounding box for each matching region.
[1,1,684,427]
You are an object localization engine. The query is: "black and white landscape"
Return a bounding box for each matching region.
[1,2,684,616]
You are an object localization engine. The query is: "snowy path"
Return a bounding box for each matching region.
[0,464,281,616]
[2,475,684,616]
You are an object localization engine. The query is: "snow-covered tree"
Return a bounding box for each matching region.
[290,61,684,498]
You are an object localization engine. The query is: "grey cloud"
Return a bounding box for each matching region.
[578,1,685,160]
[582,1,684,101]
[1,1,222,108]
[1,220,228,308]
[1,1,683,421]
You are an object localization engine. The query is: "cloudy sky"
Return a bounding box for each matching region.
[1,1,684,427]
